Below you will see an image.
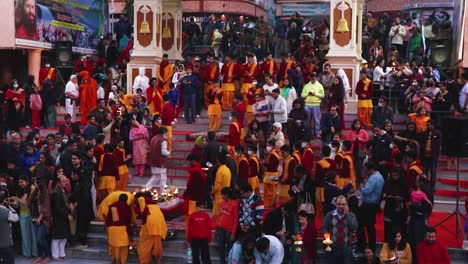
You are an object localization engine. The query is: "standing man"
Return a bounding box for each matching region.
[315,146,336,220]
[227,112,241,158]
[371,96,394,128]
[355,70,374,129]
[318,63,336,104]
[358,161,384,253]
[270,89,288,128]
[416,226,450,264]
[221,54,242,111]
[263,140,280,208]
[105,193,132,264]
[65,75,79,122]
[157,54,173,95]
[204,54,220,108]
[260,53,278,82]
[321,195,358,264]
[238,180,264,237]
[419,119,441,194]
[388,17,406,56]
[50,176,73,261]
[278,145,297,205]
[369,126,392,177]
[212,155,232,222]
[278,54,295,87]
[146,78,163,115]
[0,189,19,264]
[136,193,168,264]
[241,53,259,108]
[96,144,119,204]
[301,72,325,138]
[179,65,199,124]
[79,71,98,124]
[147,127,171,192]
[319,105,341,144]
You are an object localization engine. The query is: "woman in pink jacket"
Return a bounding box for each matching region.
[345,119,369,182]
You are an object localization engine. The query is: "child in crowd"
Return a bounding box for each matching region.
[408,180,433,226]
[216,187,238,264]
[187,200,212,264]
[167,83,180,121]
[30,86,42,128]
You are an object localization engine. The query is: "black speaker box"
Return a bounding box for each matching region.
[441,116,468,157]
[55,41,73,66]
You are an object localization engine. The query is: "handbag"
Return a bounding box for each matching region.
[69,217,77,236]
[297,192,315,215]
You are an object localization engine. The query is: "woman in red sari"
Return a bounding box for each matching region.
[5,79,26,131]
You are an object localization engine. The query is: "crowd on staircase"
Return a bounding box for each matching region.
[1,10,468,264]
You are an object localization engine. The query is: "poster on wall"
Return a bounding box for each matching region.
[14,0,107,53]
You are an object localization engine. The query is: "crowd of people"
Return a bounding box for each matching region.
[1,10,468,264]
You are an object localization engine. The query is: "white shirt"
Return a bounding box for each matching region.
[373,66,389,82]
[65,81,79,100]
[271,95,288,124]
[460,82,468,110]
[263,83,279,105]
[254,235,284,264]
[97,86,105,99]
[161,140,170,156]
[108,91,116,101]
[133,74,149,94]
[389,24,406,45]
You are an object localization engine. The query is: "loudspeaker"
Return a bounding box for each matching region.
[55,41,73,66]
[441,116,468,157]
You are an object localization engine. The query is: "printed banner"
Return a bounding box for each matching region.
[14,0,107,53]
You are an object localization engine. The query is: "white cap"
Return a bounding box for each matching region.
[273,122,282,129]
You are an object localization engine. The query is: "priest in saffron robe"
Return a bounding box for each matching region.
[157,54,173,95]
[136,194,168,264]
[259,53,278,82]
[105,193,132,264]
[207,84,223,131]
[221,54,242,111]
[355,70,374,128]
[278,54,296,87]
[97,144,119,204]
[242,54,259,124]
[79,71,98,124]
[146,78,163,114]
[314,146,336,220]
[204,55,219,108]
[263,139,280,208]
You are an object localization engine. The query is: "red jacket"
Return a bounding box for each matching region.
[161,102,174,126]
[416,240,450,264]
[217,200,239,236]
[187,211,212,243]
[234,102,246,128]
[183,163,207,202]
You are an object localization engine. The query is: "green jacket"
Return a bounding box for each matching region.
[409,33,423,52]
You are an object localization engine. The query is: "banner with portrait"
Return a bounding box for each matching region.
[14,0,107,53]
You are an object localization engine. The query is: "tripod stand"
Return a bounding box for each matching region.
[433,156,464,239]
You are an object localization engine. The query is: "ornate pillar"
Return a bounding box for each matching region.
[28,49,42,86]
[161,0,184,61]
[326,0,363,114]
[127,0,164,94]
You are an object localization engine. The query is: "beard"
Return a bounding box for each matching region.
[22,14,36,34]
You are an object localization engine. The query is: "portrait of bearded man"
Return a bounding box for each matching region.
[15,0,38,40]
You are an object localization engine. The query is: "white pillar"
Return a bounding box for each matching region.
[161,0,184,61]
[326,0,363,114]
[127,0,164,94]
[28,49,42,86]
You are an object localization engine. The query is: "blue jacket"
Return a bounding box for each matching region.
[18,151,41,177]
[82,125,99,141]
[179,74,199,95]
[168,88,179,105]
[361,171,384,205]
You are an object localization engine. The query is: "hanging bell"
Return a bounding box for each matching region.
[162,26,172,38]
[336,17,349,33]
[140,20,151,34]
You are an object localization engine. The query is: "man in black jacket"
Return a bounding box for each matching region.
[369,126,392,177]
[50,175,72,261]
[419,119,441,192]
[201,131,221,208]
